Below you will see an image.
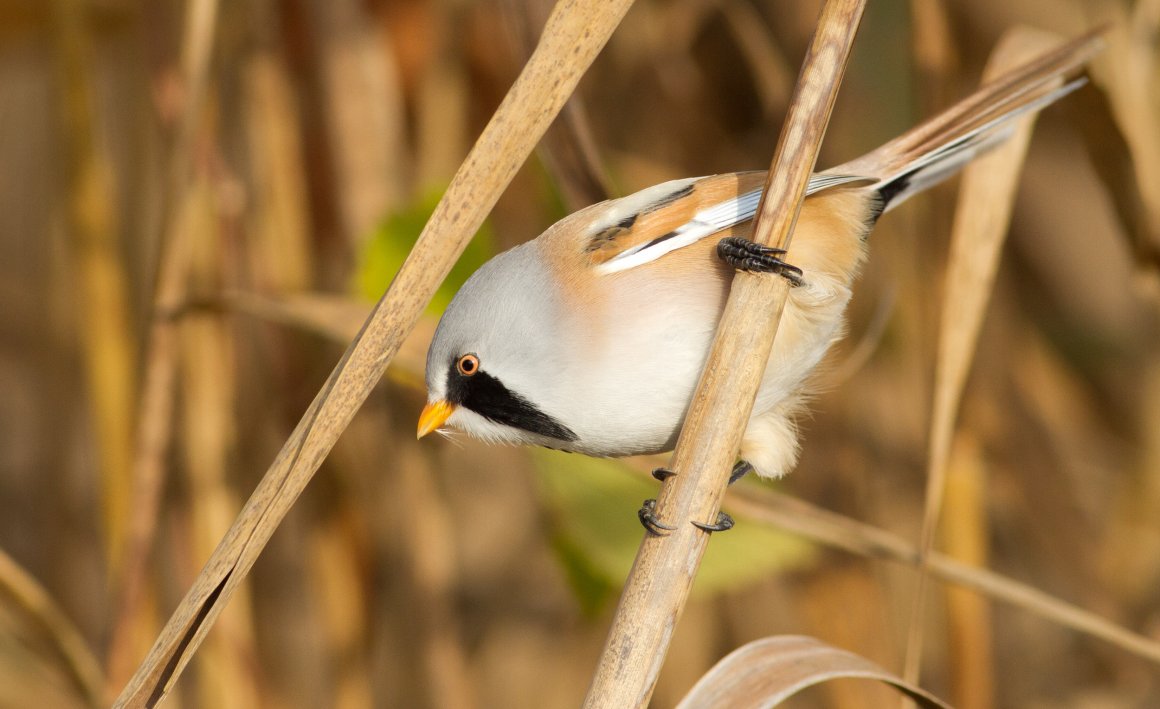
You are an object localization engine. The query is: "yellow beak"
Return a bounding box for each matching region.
[417,400,456,439]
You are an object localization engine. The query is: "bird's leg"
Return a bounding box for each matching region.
[728,460,754,485]
[651,467,676,481]
[717,237,804,286]
[638,499,676,535]
[655,460,750,483]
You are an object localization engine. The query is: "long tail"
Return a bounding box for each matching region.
[825,28,1104,216]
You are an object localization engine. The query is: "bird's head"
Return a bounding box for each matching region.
[418,242,579,447]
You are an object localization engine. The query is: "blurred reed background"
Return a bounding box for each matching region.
[1,0,1158,707]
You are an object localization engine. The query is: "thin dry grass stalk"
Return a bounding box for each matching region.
[902,27,1078,685]
[581,1,867,706]
[726,485,1160,665]
[112,0,636,704]
[675,636,950,709]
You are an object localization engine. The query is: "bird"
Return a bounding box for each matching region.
[417,31,1101,531]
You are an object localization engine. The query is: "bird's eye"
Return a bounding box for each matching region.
[456,353,480,377]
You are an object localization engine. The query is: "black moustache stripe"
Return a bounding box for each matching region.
[446,368,577,442]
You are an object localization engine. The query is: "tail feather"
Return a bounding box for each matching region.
[873,76,1087,213]
[824,28,1104,215]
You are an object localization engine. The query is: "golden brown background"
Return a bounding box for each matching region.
[0,0,1158,707]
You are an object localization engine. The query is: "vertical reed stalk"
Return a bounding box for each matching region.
[581,1,867,705]
[105,0,222,695]
[51,0,138,578]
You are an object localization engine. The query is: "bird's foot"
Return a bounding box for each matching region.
[692,512,735,533]
[717,237,803,286]
[638,499,676,536]
[652,467,676,482]
[641,463,748,534]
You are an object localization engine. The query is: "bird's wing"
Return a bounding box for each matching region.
[583,172,871,275]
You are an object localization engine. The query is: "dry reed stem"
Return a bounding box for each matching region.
[0,547,104,708]
[50,0,138,577]
[581,1,866,706]
[105,0,222,694]
[113,0,636,704]
[726,486,1160,665]
[942,435,994,709]
[903,27,1067,686]
[675,636,949,709]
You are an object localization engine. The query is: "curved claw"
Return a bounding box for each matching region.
[638,499,677,536]
[651,467,676,482]
[728,460,754,485]
[692,512,735,533]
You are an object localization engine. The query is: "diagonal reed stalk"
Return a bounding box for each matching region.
[113,0,636,705]
[725,484,1160,665]
[581,1,867,706]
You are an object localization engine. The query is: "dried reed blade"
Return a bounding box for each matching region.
[1066,55,1160,273]
[113,0,637,704]
[675,635,950,709]
[582,1,867,706]
[1082,3,1160,274]
[904,27,1074,686]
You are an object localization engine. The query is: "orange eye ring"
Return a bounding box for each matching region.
[456,353,480,377]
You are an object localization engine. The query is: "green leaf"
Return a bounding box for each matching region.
[353,187,496,314]
[533,450,816,612]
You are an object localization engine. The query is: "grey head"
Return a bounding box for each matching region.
[422,241,579,445]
